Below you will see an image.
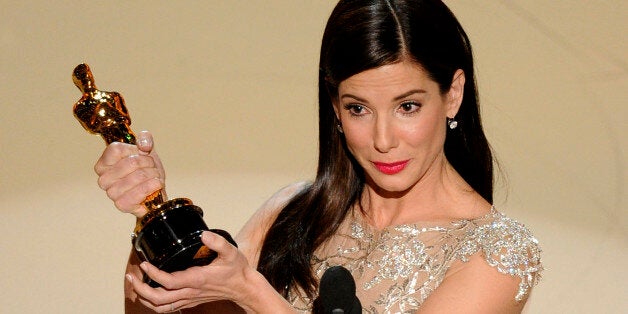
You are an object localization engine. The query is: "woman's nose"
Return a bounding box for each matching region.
[373,116,398,153]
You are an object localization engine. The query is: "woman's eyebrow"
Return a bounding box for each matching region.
[393,89,426,101]
[340,93,367,103]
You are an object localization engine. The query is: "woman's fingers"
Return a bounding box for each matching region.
[139,260,208,291]
[111,178,163,216]
[127,275,177,313]
[139,262,181,290]
[94,142,139,175]
[127,268,189,304]
[202,231,238,262]
[98,155,158,191]
[128,264,214,312]
[102,163,163,216]
[137,297,205,314]
[93,133,166,215]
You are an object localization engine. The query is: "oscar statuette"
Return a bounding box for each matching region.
[71,63,236,287]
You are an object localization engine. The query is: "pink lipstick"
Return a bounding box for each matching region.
[373,160,409,175]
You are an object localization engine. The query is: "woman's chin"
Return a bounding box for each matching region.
[366,176,416,197]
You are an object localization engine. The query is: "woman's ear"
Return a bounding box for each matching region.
[331,98,341,122]
[447,69,465,118]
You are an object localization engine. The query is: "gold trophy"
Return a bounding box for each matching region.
[72,63,236,287]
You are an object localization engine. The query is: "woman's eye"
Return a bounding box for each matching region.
[399,102,421,114]
[344,104,367,116]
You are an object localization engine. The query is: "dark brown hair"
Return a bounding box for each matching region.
[257,0,493,298]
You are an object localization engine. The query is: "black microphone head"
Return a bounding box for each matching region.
[319,266,360,313]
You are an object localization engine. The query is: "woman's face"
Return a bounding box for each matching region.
[334,60,464,194]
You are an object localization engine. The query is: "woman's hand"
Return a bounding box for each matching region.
[94,130,166,217]
[126,231,289,313]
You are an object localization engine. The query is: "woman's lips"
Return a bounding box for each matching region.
[373,160,409,175]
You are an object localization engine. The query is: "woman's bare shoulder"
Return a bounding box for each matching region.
[244,181,309,232]
[235,181,310,267]
[259,181,309,217]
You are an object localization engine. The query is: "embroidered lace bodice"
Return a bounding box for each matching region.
[288,207,542,313]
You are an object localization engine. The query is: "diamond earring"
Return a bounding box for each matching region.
[447,117,458,130]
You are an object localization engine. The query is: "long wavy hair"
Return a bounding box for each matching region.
[257,0,493,298]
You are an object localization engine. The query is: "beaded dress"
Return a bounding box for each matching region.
[288,207,542,313]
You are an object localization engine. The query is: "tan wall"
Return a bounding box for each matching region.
[1,1,625,313]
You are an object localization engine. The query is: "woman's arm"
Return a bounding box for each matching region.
[417,253,529,314]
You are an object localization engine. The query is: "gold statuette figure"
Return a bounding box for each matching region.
[73,64,135,144]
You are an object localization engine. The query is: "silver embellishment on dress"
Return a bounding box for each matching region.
[288,208,542,313]
[459,212,543,301]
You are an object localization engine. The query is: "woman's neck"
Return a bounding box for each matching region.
[360,159,488,229]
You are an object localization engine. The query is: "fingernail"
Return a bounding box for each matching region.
[138,137,151,148]
[202,231,214,241]
[138,131,153,148]
[125,274,133,282]
[140,262,148,271]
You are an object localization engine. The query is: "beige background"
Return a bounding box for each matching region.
[1,1,626,313]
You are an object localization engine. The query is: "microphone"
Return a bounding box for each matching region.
[315,266,362,314]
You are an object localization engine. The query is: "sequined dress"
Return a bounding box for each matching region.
[288,207,542,313]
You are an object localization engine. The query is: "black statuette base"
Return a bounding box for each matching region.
[132,198,237,287]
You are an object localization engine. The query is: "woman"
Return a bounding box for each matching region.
[95,0,542,312]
